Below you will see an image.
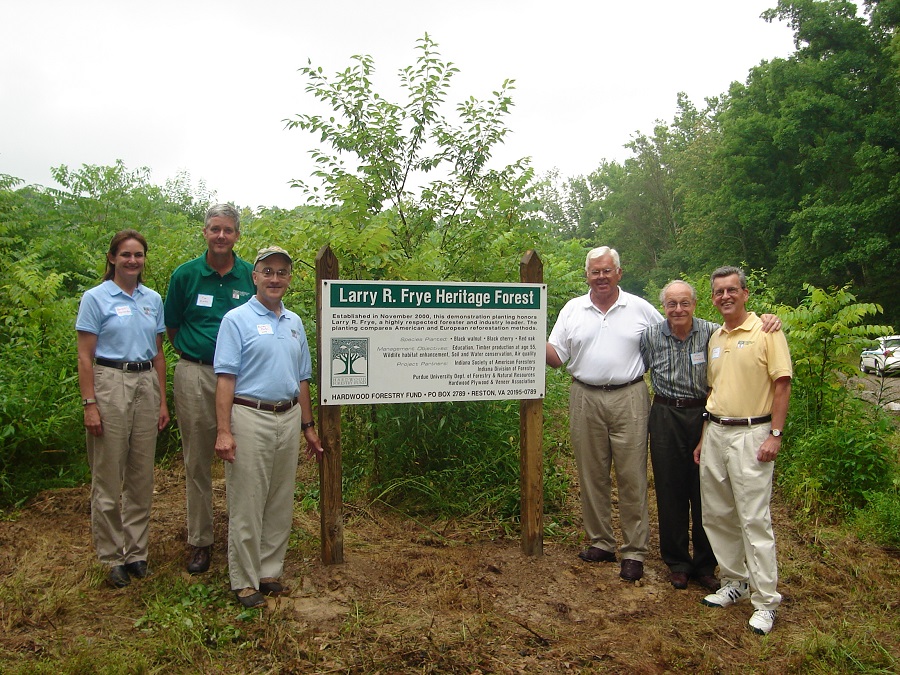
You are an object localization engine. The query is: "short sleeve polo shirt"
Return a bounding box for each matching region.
[164,253,254,362]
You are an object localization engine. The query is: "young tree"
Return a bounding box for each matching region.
[284,34,539,283]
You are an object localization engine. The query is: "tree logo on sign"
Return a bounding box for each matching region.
[331,338,368,387]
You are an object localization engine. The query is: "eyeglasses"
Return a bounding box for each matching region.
[664,301,693,310]
[258,267,291,279]
[587,268,619,278]
[713,286,743,298]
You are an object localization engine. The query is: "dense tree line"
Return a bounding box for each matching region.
[538,0,900,325]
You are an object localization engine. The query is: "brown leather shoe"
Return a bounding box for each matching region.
[578,546,617,563]
[695,574,720,592]
[187,545,211,574]
[670,571,689,589]
[619,559,644,581]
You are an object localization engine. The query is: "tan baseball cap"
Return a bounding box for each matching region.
[254,245,292,265]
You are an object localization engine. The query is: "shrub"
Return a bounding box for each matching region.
[778,409,896,516]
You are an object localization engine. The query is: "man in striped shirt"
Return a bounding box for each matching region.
[640,280,778,593]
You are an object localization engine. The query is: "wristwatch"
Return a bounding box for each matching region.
[770,429,782,438]
[301,420,315,430]
[82,398,97,406]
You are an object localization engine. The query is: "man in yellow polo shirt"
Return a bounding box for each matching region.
[693,266,792,636]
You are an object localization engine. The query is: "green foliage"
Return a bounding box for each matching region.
[774,284,898,518]
[285,33,541,284]
[852,482,900,548]
[135,582,246,652]
[0,162,211,506]
[342,398,569,521]
[779,413,897,514]
[536,1,900,326]
[779,284,892,424]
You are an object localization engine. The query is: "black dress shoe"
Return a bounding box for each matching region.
[107,565,130,588]
[125,560,150,579]
[259,579,287,596]
[187,545,211,574]
[619,559,644,581]
[578,546,617,563]
[670,571,689,589]
[235,588,266,608]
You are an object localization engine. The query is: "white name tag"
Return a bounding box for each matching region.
[257,323,274,335]
[116,305,132,317]
[196,294,214,307]
[690,351,706,365]
[711,347,721,359]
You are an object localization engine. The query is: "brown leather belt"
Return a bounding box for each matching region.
[574,376,644,391]
[95,357,152,372]
[233,396,299,413]
[706,413,772,427]
[654,395,707,408]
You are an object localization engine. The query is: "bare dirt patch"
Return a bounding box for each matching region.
[0,454,898,673]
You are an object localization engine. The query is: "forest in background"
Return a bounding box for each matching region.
[0,0,897,540]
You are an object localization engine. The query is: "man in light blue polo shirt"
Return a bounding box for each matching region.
[213,245,323,609]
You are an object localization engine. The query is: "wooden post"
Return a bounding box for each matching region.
[519,250,544,556]
[315,245,343,564]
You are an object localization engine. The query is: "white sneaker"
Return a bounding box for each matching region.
[701,580,750,607]
[749,609,776,635]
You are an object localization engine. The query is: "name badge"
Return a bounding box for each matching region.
[115,305,132,317]
[196,294,214,307]
[711,347,721,359]
[257,323,274,335]
[690,351,706,365]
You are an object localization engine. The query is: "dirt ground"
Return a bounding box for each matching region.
[0,380,898,673]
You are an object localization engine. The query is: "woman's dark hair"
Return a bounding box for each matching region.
[104,229,148,282]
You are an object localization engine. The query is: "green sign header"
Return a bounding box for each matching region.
[326,281,541,310]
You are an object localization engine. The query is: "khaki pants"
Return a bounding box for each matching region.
[225,403,301,591]
[174,359,218,547]
[569,380,650,560]
[700,422,781,610]
[87,365,159,566]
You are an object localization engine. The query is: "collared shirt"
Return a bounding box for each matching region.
[548,289,663,386]
[75,280,164,361]
[706,312,793,417]
[640,317,720,400]
[164,253,255,362]
[214,296,312,401]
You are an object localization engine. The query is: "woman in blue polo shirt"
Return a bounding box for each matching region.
[76,229,169,589]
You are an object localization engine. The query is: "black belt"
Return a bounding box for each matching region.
[654,395,707,409]
[706,413,772,427]
[233,396,299,413]
[574,375,644,391]
[95,357,152,372]
[180,354,213,366]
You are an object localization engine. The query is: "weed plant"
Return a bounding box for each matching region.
[341,386,571,522]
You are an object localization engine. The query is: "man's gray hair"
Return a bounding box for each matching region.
[710,266,747,291]
[585,246,621,272]
[204,203,241,232]
[659,280,697,305]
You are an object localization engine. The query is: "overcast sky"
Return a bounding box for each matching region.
[1,0,801,210]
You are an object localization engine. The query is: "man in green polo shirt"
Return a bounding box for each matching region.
[165,203,255,574]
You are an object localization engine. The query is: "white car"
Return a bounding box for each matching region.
[859,335,900,376]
